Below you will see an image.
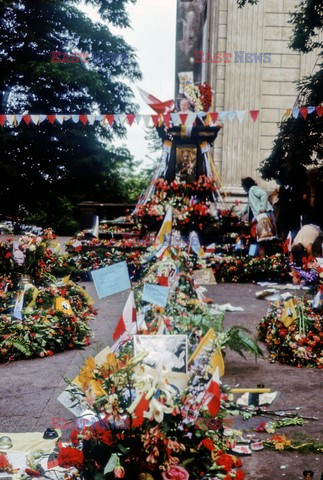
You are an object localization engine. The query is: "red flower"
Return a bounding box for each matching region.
[25,468,41,477]
[5,252,11,259]
[235,471,245,480]
[70,430,79,446]
[57,447,84,468]
[114,466,125,478]
[201,437,216,451]
[234,458,242,468]
[0,453,12,471]
[216,453,234,473]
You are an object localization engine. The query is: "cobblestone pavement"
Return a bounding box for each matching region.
[0,282,322,480]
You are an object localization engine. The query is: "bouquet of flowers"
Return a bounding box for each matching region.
[258,297,323,368]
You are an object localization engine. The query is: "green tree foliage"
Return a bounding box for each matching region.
[0,0,141,233]
[260,0,323,188]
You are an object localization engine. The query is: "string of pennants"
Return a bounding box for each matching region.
[0,106,322,128]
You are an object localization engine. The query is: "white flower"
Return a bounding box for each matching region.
[143,397,173,423]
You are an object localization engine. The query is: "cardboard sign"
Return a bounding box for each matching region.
[193,268,216,285]
[281,299,298,327]
[142,284,169,307]
[91,261,131,299]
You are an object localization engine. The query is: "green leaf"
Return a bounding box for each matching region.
[103,453,119,474]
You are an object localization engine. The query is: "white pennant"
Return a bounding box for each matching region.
[87,114,95,125]
[6,115,15,125]
[118,113,127,126]
[307,106,315,115]
[292,108,299,119]
[95,114,104,123]
[235,111,246,123]
[218,111,228,122]
[170,113,180,126]
[30,115,40,125]
[187,113,197,126]
[135,114,142,125]
[39,115,47,123]
[72,114,79,123]
[56,115,65,125]
[227,111,235,122]
[142,115,151,127]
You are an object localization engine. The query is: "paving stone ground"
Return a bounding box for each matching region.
[0,275,322,479]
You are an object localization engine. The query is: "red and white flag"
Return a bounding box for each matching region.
[112,290,137,341]
[204,243,216,256]
[204,368,221,417]
[137,87,174,115]
[283,231,292,254]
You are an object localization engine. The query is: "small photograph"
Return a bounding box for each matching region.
[176,96,194,113]
[133,335,188,373]
[176,147,197,178]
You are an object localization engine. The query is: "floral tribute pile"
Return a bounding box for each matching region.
[52,252,261,480]
[258,296,323,368]
[0,230,96,363]
[133,176,217,232]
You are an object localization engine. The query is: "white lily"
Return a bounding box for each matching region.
[143,397,173,423]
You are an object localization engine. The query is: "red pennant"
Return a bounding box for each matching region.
[127,114,136,126]
[47,115,56,124]
[316,106,323,117]
[106,114,115,126]
[23,115,31,125]
[0,115,6,126]
[179,113,188,125]
[299,107,308,120]
[207,394,220,417]
[249,110,259,122]
[210,112,219,124]
[163,114,171,127]
[79,115,88,125]
[134,393,150,419]
[151,115,159,127]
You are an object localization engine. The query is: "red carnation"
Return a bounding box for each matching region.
[235,471,245,480]
[70,430,79,446]
[57,447,84,468]
[201,438,216,451]
[216,453,234,473]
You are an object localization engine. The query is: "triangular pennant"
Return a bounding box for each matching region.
[39,114,47,123]
[284,108,292,120]
[47,115,56,124]
[0,115,6,126]
[95,114,104,123]
[72,114,79,123]
[187,112,197,125]
[135,114,142,125]
[179,113,188,125]
[118,113,127,126]
[170,113,180,126]
[209,112,219,124]
[151,114,159,127]
[316,106,323,117]
[142,115,151,127]
[55,115,65,125]
[307,106,315,115]
[227,111,236,122]
[235,111,245,123]
[30,115,39,125]
[105,114,115,126]
[163,114,171,127]
[79,114,88,125]
[16,114,23,125]
[292,107,299,119]
[23,115,31,125]
[126,114,136,126]
[6,115,15,125]
[249,110,259,122]
[218,111,228,123]
[299,107,308,120]
[87,114,95,125]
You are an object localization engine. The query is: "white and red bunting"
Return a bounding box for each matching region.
[0,106,321,127]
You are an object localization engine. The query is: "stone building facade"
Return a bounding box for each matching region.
[175,0,320,196]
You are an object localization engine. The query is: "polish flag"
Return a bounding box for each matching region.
[283,231,292,254]
[204,243,216,256]
[112,290,137,341]
[204,368,221,417]
[137,87,174,114]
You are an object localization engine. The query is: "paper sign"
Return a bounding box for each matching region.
[193,268,216,285]
[248,244,258,256]
[91,261,131,299]
[142,283,169,307]
[56,297,73,315]
[281,299,298,327]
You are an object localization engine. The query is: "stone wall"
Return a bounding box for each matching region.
[205,0,320,194]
